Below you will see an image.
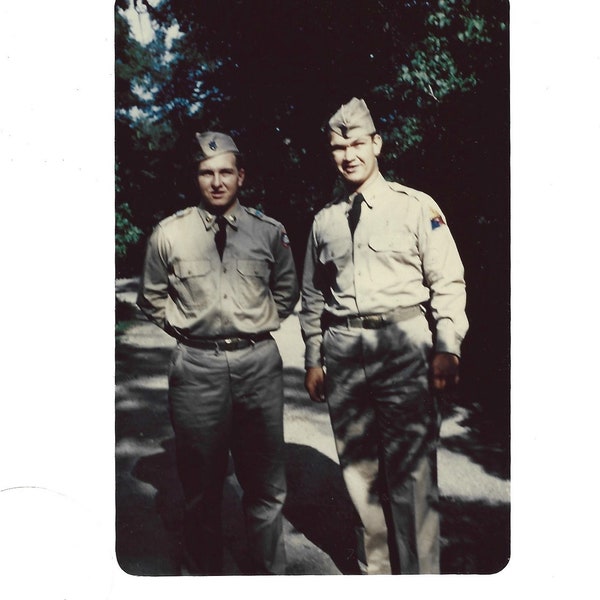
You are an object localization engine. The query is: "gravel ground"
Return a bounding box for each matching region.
[115,278,510,576]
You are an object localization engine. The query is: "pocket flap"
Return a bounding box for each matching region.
[368,235,409,252]
[173,260,211,278]
[237,259,269,277]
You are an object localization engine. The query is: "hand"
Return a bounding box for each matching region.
[431,352,460,391]
[305,367,326,403]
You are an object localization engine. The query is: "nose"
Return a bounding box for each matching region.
[212,173,222,188]
[344,146,357,161]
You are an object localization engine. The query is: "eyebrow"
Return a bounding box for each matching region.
[197,167,237,175]
[330,138,368,150]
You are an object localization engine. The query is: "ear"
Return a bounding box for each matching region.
[372,134,383,157]
[237,167,246,187]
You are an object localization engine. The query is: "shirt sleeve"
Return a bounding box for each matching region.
[299,222,326,368]
[136,225,170,331]
[269,225,300,321]
[417,196,469,356]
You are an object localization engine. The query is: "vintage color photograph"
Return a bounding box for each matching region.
[115,0,510,577]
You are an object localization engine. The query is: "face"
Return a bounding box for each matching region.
[329,131,382,191]
[196,152,245,213]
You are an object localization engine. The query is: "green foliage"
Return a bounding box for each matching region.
[115,201,143,259]
[115,0,509,251]
[374,0,508,163]
[115,7,184,266]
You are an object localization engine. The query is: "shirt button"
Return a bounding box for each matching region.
[223,294,228,299]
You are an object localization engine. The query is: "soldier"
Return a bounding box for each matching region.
[299,98,468,574]
[137,131,299,575]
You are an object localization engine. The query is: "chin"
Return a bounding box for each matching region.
[208,197,231,207]
[344,174,366,187]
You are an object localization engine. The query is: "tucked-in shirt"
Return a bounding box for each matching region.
[137,201,299,339]
[299,175,468,367]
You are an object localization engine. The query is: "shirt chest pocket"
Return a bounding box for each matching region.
[171,259,213,307]
[368,231,414,254]
[236,259,270,281]
[234,259,271,304]
[173,260,212,279]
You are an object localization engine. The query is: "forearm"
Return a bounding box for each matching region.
[137,227,170,331]
[136,286,168,329]
[419,201,468,356]
[301,332,323,368]
[271,276,300,321]
[299,228,325,367]
[270,230,300,320]
[429,283,468,356]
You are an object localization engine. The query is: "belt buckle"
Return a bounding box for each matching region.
[362,315,384,329]
[221,338,236,350]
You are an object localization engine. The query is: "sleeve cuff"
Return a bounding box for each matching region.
[435,322,463,357]
[304,336,323,369]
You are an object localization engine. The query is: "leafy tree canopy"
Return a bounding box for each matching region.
[116,0,508,234]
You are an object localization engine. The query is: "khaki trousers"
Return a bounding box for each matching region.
[323,313,440,574]
[167,337,287,575]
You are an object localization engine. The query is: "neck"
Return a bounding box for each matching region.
[349,170,380,195]
[202,199,239,217]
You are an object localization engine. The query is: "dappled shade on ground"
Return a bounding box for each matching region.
[115,284,509,575]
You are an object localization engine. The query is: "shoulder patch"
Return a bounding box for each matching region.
[280,230,290,248]
[430,214,446,230]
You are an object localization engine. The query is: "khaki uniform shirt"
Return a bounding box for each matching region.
[300,174,468,368]
[137,202,299,339]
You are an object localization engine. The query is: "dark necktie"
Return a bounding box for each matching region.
[214,215,227,260]
[347,193,363,237]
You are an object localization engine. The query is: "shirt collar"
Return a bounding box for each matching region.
[348,173,387,209]
[197,201,242,231]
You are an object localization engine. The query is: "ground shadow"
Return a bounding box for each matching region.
[283,442,362,574]
[116,438,184,576]
[282,365,332,416]
[120,435,511,576]
[435,386,510,481]
[127,438,363,575]
[115,336,173,381]
[129,441,256,576]
[439,497,510,574]
[116,279,142,296]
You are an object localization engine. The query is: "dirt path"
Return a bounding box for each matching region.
[115,278,510,575]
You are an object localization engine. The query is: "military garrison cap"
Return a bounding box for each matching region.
[193,131,240,162]
[328,97,376,139]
